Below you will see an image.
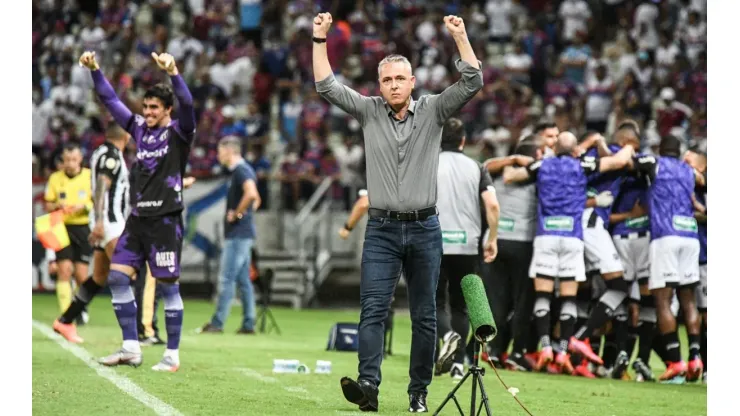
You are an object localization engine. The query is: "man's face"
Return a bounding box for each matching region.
[62,149,82,175]
[142,97,171,128]
[541,127,559,149]
[217,145,231,166]
[378,62,415,108]
[683,151,707,173]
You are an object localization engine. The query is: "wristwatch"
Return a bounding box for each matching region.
[344,222,353,232]
[236,212,244,220]
[312,36,327,44]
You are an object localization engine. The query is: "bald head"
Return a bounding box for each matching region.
[555,131,578,155]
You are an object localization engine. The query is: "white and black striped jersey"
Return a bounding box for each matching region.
[90,142,130,224]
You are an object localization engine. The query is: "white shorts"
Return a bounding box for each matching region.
[629,280,640,302]
[696,264,707,310]
[612,234,650,282]
[648,236,700,290]
[583,209,624,275]
[89,219,125,250]
[529,235,586,281]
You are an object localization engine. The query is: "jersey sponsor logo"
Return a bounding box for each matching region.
[137,200,163,208]
[442,230,467,245]
[581,156,597,171]
[499,218,515,232]
[137,146,169,159]
[544,216,574,232]
[625,215,649,229]
[155,251,176,273]
[638,156,656,164]
[672,215,698,233]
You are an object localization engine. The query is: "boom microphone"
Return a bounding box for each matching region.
[461,274,497,343]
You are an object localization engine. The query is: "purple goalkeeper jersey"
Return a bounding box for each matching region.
[92,70,195,217]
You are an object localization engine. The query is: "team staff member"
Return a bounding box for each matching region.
[481,137,540,371]
[44,142,93,314]
[201,136,262,334]
[313,10,483,412]
[434,118,499,381]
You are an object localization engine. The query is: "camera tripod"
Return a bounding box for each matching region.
[255,270,281,335]
[433,339,493,416]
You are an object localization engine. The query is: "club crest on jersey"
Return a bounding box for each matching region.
[160,130,169,142]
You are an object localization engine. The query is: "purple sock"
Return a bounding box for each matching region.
[161,282,184,350]
[108,270,138,342]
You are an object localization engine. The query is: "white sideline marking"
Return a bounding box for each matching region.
[33,320,184,416]
[237,368,320,402]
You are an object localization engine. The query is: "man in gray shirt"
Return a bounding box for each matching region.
[312,11,483,413]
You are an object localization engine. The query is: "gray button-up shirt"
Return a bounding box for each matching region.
[315,59,483,211]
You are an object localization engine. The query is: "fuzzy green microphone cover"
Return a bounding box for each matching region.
[461,274,497,342]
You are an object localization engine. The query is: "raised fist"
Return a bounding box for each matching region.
[313,13,333,38]
[78,51,99,71]
[443,15,466,36]
[151,52,178,75]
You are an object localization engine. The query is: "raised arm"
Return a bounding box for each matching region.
[312,13,372,124]
[483,155,534,175]
[432,16,483,123]
[151,52,196,140]
[81,51,135,133]
[503,159,540,185]
[597,144,635,173]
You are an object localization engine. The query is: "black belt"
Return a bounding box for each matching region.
[615,231,650,239]
[368,206,437,221]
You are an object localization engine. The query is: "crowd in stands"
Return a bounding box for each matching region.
[32,0,706,210]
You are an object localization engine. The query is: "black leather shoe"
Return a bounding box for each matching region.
[408,392,428,413]
[340,377,378,412]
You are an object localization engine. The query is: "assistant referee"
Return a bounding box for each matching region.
[434,118,500,380]
[44,142,93,315]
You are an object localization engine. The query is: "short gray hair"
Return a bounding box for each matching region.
[218,135,242,154]
[377,54,412,76]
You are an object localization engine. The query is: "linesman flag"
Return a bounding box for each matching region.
[34,211,70,252]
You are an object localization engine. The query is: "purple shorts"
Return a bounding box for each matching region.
[111,214,183,278]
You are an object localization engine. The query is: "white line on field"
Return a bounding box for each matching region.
[236,368,320,402]
[32,320,184,416]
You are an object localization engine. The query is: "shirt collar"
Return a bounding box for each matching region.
[385,97,416,117]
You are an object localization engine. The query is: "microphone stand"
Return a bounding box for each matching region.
[433,338,493,416]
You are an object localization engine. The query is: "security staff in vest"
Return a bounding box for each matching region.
[313,11,483,413]
[433,118,499,380]
[481,136,542,371]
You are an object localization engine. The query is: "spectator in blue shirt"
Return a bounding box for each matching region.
[201,136,261,334]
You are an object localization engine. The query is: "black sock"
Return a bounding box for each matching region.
[602,332,617,368]
[590,336,602,358]
[575,301,613,340]
[627,324,639,358]
[688,334,701,361]
[662,332,682,363]
[637,321,655,364]
[701,324,707,371]
[534,292,552,349]
[59,278,103,324]
[613,313,629,353]
[526,323,539,353]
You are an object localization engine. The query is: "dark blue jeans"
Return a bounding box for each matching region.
[358,214,443,394]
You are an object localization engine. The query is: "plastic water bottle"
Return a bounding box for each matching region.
[273,359,300,373]
[315,360,332,374]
